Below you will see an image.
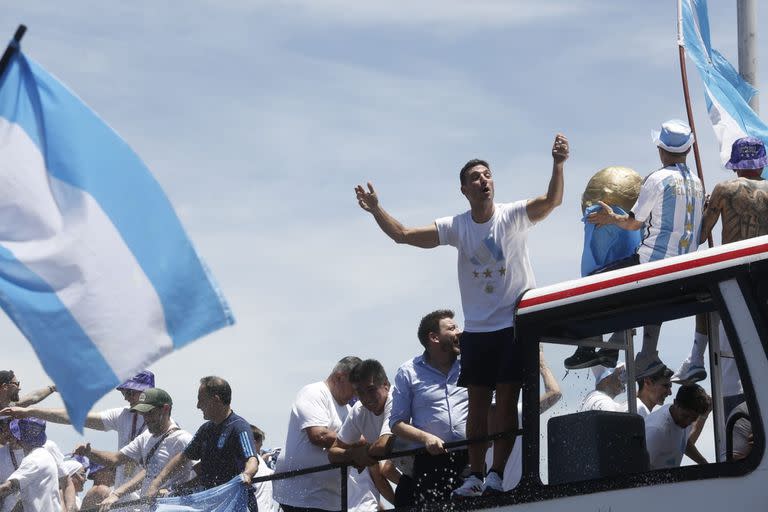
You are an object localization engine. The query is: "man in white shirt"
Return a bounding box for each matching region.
[635,364,673,418]
[569,120,704,375]
[0,418,61,512]
[272,356,362,512]
[578,363,626,412]
[356,135,570,496]
[329,359,396,508]
[4,370,156,502]
[645,384,711,469]
[75,387,194,511]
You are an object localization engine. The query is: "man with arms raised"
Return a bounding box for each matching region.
[0,370,57,410]
[146,377,259,510]
[356,135,569,496]
[3,370,156,503]
[74,388,194,511]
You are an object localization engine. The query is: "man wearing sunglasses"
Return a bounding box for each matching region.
[0,370,57,410]
[1,370,155,503]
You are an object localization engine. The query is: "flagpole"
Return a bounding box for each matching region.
[677,1,713,248]
[0,25,27,81]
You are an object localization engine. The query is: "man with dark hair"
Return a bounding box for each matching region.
[74,388,194,511]
[356,135,568,496]
[635,365,673,418]
[3,370,156,502]
[0,370,57,410]
[273,356,365,512]
[386,310,468,506]
[250,425,266,454]
[567,120,705,377]
[329,359,395,507]
[146,377,259,511]
[645,384,712,469]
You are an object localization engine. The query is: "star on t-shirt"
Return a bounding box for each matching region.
[483,268,493,278]
[498,267,506,276]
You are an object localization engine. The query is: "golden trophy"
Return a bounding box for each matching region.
[581,166,643,213]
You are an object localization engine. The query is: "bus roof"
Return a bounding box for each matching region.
[517,235,768,316]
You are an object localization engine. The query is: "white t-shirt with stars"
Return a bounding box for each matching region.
[436,200,535,331]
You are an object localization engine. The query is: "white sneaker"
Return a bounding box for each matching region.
[672,359,707,384]
[452,474,484,498]
[482,471,504,495]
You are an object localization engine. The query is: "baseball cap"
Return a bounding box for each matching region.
[9,417,47,447]
[725,136,768,170]
[652,119,695,153]
[592,363,626,385]
[130,387,173,413]
[116,370,155,392]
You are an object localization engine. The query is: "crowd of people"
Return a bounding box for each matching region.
[0,124,766,511]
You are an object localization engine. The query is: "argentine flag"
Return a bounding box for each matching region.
[681,0,768,178]
[0,46,234,429]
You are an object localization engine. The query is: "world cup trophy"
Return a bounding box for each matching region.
[581,166,643,213]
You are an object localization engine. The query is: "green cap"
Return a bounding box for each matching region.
[130,388,173,413]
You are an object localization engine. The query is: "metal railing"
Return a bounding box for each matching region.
[79,428,522,512]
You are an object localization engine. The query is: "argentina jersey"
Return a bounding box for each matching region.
[632,164,704,264]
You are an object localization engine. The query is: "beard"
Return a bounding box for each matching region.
[11,390,19,402]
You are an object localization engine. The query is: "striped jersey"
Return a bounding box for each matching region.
[632,164,704,263]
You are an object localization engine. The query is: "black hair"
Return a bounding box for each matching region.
[349,359,389,387]
[459,159,490,185]
[417,309,455,348]
[199,376,232,406]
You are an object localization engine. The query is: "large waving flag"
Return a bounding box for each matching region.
[681,0,768,178]
[0,40,234,429]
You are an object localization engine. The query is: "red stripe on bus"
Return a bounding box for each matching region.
[518,243,768,309]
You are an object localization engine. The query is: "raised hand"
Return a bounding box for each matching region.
[552,133,570,164]
[355,182,379,213]
[587,201,619,226]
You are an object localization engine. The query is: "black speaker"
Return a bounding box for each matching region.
[548,410,649,484]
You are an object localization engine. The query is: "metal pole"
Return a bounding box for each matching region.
[0,25,26,81]
[737,0,759,112]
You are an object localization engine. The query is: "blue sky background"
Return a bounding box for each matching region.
[2,0,766,476]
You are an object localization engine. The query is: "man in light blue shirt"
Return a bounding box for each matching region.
[388,309,468,507]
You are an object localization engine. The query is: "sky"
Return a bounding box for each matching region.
[2,0,767,481]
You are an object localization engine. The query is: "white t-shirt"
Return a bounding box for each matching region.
[43,440,66,479]
[119,421,194,498]
[0,445,23,512]
[578,390,624,412]
[436,201,535,331]
[632,164,704,263]
[645,404,692,469]
[98,406,146,497]
[8,447,61,512]
[636,399,652,419]
[252,454,279,512]
[272,381,350,510]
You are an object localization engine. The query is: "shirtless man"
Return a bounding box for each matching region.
[674,136,768,392]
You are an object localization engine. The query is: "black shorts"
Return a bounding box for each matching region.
[458,326,522,388]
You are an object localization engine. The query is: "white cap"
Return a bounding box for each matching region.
[592,362,626,385]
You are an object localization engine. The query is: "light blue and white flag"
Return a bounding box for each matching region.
[681,0,768,177]
[154,477,249,512]
[0,46,234,430]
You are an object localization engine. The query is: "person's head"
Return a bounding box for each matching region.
[459,159,494,205]
[0,370,20,403]
[349,359,390,415]
[130,388,173,434]
[9,417,47,451]
[726,136,767,178]
[637,365,673,407]
[116,370,155,407]
[593,363,626,398]
[63,457,88,492]
[653,119,694,165]
[250,425,265,453]
[197,376,232,421]
[417,309,461,359]
[327,356,362,405]
[672,384,711,428]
